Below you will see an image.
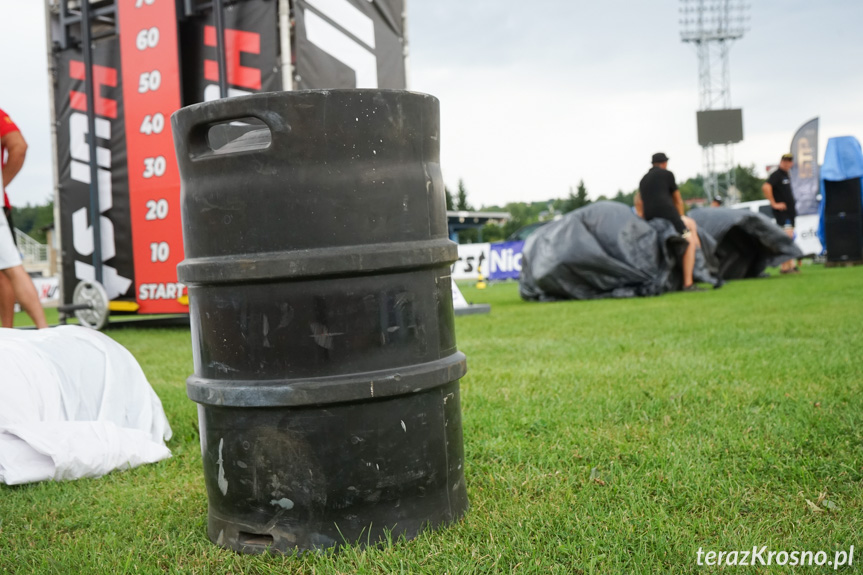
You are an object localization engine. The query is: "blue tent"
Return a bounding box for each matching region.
[817,136,863,249]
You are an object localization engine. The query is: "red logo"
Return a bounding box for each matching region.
[203,26,262,90]
[69,60,118,119]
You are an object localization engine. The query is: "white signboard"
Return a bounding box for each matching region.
[32,276,60,306]
[450,278,469,309]
[452,243,490,281]
[794,214,822,257]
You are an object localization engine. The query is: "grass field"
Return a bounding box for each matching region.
[2,265,862,573]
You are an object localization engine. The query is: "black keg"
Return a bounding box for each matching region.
[172,90,468,553]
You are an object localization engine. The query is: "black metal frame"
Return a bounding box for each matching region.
[51,0,232,291]
[55,0,118,51]
[181,0,232,98]
[53,0,120,284]
[51,0,233,328]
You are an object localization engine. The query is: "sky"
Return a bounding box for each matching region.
[1,0,862,209]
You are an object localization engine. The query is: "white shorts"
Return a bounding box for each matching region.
[0,212,23,270]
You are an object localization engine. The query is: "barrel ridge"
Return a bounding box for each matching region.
[187,352,466,407]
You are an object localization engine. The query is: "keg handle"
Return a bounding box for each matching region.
[176,98,283,161]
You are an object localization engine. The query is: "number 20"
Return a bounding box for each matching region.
[145,199,169,220]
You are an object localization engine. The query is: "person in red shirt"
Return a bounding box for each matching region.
[1,107,47,328]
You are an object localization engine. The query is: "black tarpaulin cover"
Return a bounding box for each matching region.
[519,202,721,301]
[688,207,803,279]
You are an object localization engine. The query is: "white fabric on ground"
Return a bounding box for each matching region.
[0,325,172,485]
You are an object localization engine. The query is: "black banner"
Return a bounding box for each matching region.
[179,0,282,106]
[54,36,136,304]
[294,0,406,89]
[790,117,819,216]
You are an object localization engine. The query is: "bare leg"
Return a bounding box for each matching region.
[682,234,696,288]
[0,266,48,329]
[782,227,795,273]
[0,272,13,327]
[682,216,701,249]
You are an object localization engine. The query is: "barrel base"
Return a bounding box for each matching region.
[197,380,468,554]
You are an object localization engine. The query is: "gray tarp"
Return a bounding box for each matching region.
[688,207,803,279]
[519,202,721,301]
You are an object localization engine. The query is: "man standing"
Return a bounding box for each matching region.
[636,152,703,292]
[1,107,47,328]
[762,153,798,274]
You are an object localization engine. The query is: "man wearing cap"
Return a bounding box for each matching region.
[763,153,798,274]
[636,152,703,292]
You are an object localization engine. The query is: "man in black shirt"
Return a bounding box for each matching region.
[636,152,703,291]
[763,153,798,274]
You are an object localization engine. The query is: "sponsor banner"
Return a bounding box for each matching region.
[488,241,524,281]
[178,0,281,104]
[53,34,136,305]
[13,277,59,311]
[794,214,822,256]
[452,243,490,281]
[33,276,60,307]
[454,241,526,281]
[294,0,406,89]
[790,118,819,216]
[53,1,279,312]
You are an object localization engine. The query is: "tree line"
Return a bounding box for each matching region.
[9,202,53,243]
[452,164,767,243]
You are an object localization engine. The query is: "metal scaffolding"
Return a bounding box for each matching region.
[680,0,748,202]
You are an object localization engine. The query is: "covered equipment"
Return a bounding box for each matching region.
[519,202,721,301]
[0,326,172,485]
[688,207,803,279]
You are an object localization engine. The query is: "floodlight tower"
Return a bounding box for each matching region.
[680,0,748,202]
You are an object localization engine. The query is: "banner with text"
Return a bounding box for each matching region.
[53,34,136,306]
[294,0,406,89]
[452,243,489,281]
[178,0,281,104]
[488,241,524,281]
[790,117,819,216]
[118,0,186,313]
[454,241,525,281]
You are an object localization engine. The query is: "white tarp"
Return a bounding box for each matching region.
[0,326,172,485]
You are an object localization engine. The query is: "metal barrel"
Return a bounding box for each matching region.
[172,90,468,553]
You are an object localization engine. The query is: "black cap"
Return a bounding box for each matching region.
[652,152,669,164]
[781,153,794,161]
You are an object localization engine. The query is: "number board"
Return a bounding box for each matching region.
[118,0,186,313]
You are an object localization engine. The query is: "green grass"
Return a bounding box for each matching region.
[3,265,862,573]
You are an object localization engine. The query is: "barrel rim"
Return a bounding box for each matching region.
[171,88,440,123]
[177,238,458,285]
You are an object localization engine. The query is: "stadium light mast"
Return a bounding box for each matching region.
[680,0,748,202]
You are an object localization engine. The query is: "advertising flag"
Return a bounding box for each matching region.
[790,117,819,215]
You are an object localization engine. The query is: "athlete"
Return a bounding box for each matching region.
[1,107,47,328]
